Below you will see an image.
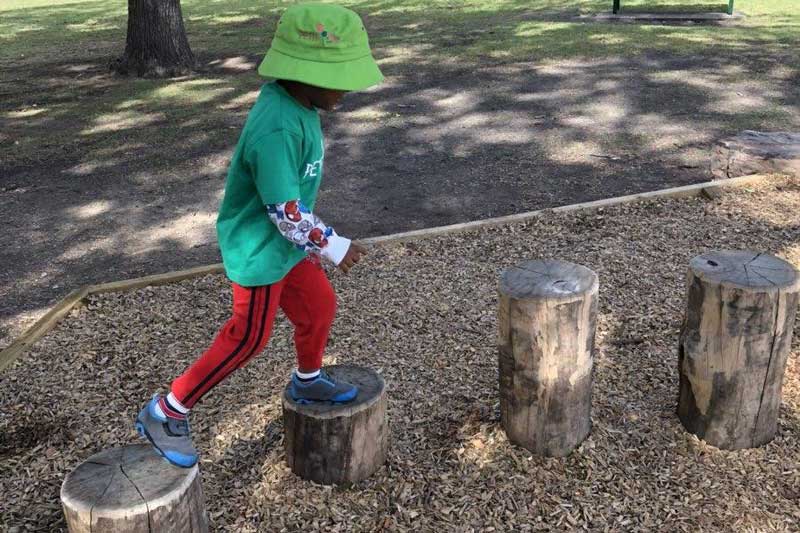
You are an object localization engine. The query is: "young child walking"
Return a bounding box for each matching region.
[136,3,383,468]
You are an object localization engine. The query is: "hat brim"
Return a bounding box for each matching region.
[258,48,384,91]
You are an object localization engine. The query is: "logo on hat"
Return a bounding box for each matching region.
[298,23,340,44]
[316,23,340,43]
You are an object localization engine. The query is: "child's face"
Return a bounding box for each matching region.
[309,87,347,111]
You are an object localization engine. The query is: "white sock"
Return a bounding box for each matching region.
[295,368,321,381]
[166,392,189,414]
[153,392,190,418]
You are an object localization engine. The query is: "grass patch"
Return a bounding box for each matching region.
[2,1,799,63]
[0,0,798,175]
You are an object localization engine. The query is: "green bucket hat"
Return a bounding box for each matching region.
[258,3,383,91]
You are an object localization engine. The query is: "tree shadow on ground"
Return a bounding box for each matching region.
[1,0,798,348]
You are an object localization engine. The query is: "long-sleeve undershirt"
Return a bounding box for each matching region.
[266,200,351,265]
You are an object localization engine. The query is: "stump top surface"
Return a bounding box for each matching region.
[61,444,198,514]
[690,250,799,290]
[282,365,385,419]
[500,259,598,300]
[724,130,800,157]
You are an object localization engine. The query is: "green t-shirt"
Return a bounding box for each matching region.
[216,82,324,286]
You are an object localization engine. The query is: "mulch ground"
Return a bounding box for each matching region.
[1,175,799,532]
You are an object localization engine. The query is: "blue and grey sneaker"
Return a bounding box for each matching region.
[135,394,198,468]
[289,370,358,404]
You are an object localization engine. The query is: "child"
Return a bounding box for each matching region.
[135,3,383,468]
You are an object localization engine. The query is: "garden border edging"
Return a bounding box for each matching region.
[0,173,769,372]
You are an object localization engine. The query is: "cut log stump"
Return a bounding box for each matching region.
[60,444,208,533]
[711,130,800,179]
[498,259,599,457]
[282,365,388,485]
[678,250,800,449]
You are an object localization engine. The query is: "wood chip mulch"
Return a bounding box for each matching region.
[2,175,799,532]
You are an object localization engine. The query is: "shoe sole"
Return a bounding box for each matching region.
[293,397,356,405]
[135,419,197,469]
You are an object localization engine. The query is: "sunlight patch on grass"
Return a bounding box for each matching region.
[516,21,573,38]
[630,114,711,149]
[140,211,219,248]
[375,44,436,64]
[648,70,780,110]
[588,33,626,45]
[56,235,117,262]
[82,111,165,135]
[67,157,131,176]
[554,139,606,164]
[116,99,148,110]
[434,92,478,110]
[6,108,47,118]
[651,29,717,46]
[67,200,114,219]
[150,79,236,105]
[220,89,261,110]
[208,55,258,72]
[65,20,119,32]
[0,23,46,39]
[0,0,119,10]
[344,108,396,121]
[188,13,260,24]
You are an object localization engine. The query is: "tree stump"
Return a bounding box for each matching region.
[282,365,388,485]
[61,444,208,533]
[498,259,599,457]
[711,131,800,179]
[678,250,800,449]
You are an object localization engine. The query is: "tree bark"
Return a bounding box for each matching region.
[113,0,195,77]
[498,259,598,457]
[678,250,800,449]
[61,444,208,532]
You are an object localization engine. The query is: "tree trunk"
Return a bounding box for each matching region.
[113,0,195,77]
[677,250,800,449]
[498,259,598,457]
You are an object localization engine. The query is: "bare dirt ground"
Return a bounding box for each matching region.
[1,175,798,532]
[4,48,798,350]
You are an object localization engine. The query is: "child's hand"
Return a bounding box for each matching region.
[338,242,367,273]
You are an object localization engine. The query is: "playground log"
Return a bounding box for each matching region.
[498,259,598,457]
[61,444,208,532]
[282,365,388,485]
[678,250,800,449]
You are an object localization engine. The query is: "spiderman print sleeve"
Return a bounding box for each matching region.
[266,200,351,265]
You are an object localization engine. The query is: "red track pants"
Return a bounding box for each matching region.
[171,257,336,408]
